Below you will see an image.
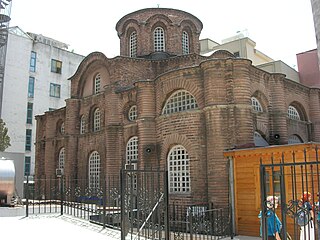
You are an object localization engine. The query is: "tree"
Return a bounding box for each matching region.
[0,118,10,151]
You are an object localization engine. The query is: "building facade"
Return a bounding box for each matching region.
[35,8,320,207]
[2,26,84,183]
[311,0,320,70]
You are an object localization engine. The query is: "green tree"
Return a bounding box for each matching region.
[0,118,10,151]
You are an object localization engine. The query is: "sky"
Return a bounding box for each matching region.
[9,0,317,69]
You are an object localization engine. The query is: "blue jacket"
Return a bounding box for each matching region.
[259,210,282,237]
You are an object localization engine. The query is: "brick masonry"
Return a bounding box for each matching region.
[35,8,320,207]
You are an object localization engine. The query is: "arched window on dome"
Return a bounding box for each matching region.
[162,90,198,115]
[182,31,190,55]
[80,115,85,134]
[288,134,303,144]
[93,108,101,132]
[94,74,101,94]
[167,145,191,194]
[154,27,165,52]
[254,131,269,147]
[128,105,137,121]
[89,151,101,189]
[287,106,300,120]
[129,31,137,57]
[251,97,263,112]
[58,147,65,174]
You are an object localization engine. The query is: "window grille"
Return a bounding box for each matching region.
[58,148,65,172]
[287,106,300,120]
[94,74,101,94]
[93,108,101,132]
[128,105,137,121]
[251,97,263,112]
[182,31,189,55]
[126,136,138,163]
[60,122,65,134]
[288,135,303,144]
[89,151,101,189]
[154,27,165,52]
[80,115,85,134]
[130,31,137,57]
[162,90,198,115]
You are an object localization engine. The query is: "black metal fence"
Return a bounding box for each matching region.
[24,169,231,240]
[260,149,320,240]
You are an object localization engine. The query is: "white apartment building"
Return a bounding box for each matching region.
[1,26,84,184]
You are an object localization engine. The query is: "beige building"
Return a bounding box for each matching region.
[311,0,320,70]
[200,34,300,82]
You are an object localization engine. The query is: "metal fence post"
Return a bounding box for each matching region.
[60,176,64,215]
[26,175,29,217]
[164,170,169,240]
[260,163,267,240]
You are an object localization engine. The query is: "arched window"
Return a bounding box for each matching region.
[154,27,165,52]
[288,106,300,120]
[254,131,269,147]
[288,134,303,144]
[162,90,198,115]
[128,105,137,121]
[251,97,263,112]
[168,145,191,194]
[89,151,101,189]
[93,108,101,132]
[126,136,138,164]
[58,148,65,173]
[129,31,137,57]
[60,122,65,134]
[94,73,101,94]
[80,115,85,134]
[182,31,189,55]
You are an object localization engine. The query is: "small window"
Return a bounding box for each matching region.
[130,31,137,57]
[265,170,281,196]
[80,115,85,134]
[24,156,31,176]
[51,59,62,74]
[26,102,33,124]
[287,106,300,120]
[60,122,65,134]
[93,108,101,132]
[25,129,32,151]
[58,148,65,172]
[182,31,189,55]
[50,83,61,98]
[162,90,198,115]
[154,27,165,52]
[30,51,36,72]
[94,74,101,94]
[128,105,137,121]
[28,77,35,98]
[251,97,263,112]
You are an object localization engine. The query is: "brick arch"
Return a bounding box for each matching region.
[150,21,168,51]
[117,18,139,37]
[146,14,173,26]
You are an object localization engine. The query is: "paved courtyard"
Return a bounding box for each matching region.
[0,206,260,240]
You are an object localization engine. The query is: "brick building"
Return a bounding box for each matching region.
[35,8,320,207]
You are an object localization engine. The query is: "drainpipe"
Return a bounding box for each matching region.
[228,156,236,238]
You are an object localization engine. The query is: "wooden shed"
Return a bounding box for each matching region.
[224,142,320,237]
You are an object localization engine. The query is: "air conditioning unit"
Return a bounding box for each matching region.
[125,163,137,170]
[56,168,63,177]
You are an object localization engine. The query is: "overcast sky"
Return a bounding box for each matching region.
[9,0,316,69]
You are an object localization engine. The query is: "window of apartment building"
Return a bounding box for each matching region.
[128,105,137,121]
[29,51,36,72]
[25,129,32,151]
[154,27,165,52]
[287,106,300,120]
[126,136,138,163]
[58,148,65,173]
[24,156,31,176]
[168,145,191,194]
[89,151,101,189]
[50,83,61,98]
[26,102,33,124]
[130,31,137,57]
[28,77,35,98]
[94,74,101,94]
[93,108,101,132]
[51,59,62,74]
[182,31,190,55]
[162,90,198,115]
[251,97,263,112]
[80,115,85,134]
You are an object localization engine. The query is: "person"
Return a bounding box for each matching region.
[300,191,315,240]
[259,195,282,240]
[315,192,320,240]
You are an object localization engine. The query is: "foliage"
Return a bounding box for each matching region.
[0,118,10,151]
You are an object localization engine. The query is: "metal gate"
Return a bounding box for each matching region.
[260,149,320,240]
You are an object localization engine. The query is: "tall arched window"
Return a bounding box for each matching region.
[129,31,137,57]
[154,27,165,52]
[126,136,138,164]
[288,106,300,120]
[251,97,263,112]
[182,31,189,55]
[93,108,101,132]
[80,115,85,134]
[89,151,101,189]
[60,122,65,134]
[162,90,198,115]
[94,73,101,94]
[58,147,65,173]
[168,145,190,194]
[128,105,137,121]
